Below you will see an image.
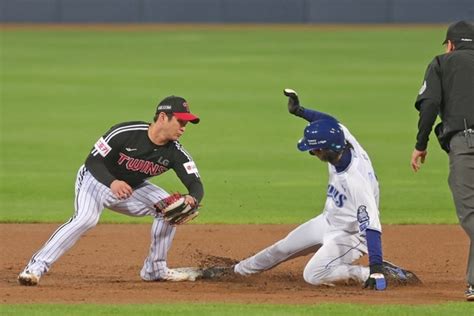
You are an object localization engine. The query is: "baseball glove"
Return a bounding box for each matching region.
[155,193,199,225]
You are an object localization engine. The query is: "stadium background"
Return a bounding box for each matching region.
[1,0,473,23]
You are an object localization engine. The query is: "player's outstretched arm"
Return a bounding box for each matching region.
[283,88,336,122]
[364,229,386,290]
[283,88,304,116]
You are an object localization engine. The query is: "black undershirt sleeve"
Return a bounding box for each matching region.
[172,149,204,202]
[85,154,116,188]
[84,125,127,188]
[183,178,204,203]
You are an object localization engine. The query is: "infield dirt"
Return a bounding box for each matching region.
[0,224,468,304]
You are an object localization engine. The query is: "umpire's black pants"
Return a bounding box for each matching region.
[448,132,474,286]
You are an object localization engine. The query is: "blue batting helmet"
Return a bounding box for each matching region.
[297,119,345,153]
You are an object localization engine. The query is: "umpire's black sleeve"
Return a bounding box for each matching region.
[414,57,442,151]
[415,99,439,151]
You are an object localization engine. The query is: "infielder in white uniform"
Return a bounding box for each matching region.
[18,96,204,286]
[228,90,419,289]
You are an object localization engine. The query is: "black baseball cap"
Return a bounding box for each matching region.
[156,96,200,124]
[442,20,474,44]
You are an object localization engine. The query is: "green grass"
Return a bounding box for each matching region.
[1,303,473,316]
[0,25,456,224]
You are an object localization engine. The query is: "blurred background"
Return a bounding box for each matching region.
[1,1,471,224]
[1,0,473,23]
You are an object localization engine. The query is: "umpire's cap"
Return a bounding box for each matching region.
[443,20,474,44]
[156,96,200,124]
[297,119,345,153]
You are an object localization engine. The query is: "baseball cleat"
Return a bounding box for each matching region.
[466,285,474,301]
[382,260,422,285]
[172,267,203,281]
[18,271,40,286]
[161,268,197,282]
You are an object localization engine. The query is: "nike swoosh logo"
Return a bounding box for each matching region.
[125,148,138,152]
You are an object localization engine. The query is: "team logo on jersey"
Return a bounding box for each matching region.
[327,184,347,208]
[357,205,369,232]
[157,156,170,167]
[117,153,168,176]
[183,161,199,176]
[94,137,112,157]
[418,80,427,95]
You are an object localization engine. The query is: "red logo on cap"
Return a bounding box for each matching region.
[183,102,189,112]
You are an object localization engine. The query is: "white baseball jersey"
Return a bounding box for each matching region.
[323,124,381,234]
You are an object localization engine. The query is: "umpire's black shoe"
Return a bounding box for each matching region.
[382,261,422,285]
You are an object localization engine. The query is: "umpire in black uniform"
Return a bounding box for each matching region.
[410,20,474,301]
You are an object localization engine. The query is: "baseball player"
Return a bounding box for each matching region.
[18,96,203,285]
[206,90,420,288]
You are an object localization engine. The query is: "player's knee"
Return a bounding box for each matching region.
[74,216,100,231]
[302,264,327,285]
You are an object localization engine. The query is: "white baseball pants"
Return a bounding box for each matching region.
[234,213,370,285]
[22,165,174,281]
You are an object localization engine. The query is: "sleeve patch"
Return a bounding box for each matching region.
[94,137,112,157]
[183,161,199,175]
[357,205,370,232]
[418,80,427,95]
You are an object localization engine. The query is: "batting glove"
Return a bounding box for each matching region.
[283,88,304,116]
[364,264,387,290]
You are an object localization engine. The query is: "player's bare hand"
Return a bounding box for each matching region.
[110,180,133,199]
[184,195,198,208]
[410,149,427,172]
